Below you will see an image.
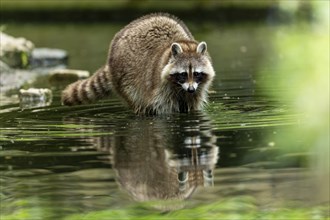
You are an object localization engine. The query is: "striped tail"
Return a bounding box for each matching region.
[61,66,112,106]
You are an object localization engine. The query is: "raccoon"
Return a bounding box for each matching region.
[61,13,215,115]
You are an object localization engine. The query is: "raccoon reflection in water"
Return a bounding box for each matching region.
[91,116,219,203]
[61,13,215,115]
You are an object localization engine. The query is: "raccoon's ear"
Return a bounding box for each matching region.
[197,41,207,54]
[171,43,183,57]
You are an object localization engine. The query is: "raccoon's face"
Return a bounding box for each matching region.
[162,41,215,93]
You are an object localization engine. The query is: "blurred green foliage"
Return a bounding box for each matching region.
[2,196,328,220]
[0,0,315,23]
[257,1,329,201]
[0,0,283,11]
[260,1,329,158]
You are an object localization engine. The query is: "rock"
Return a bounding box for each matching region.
[19,88,52,101]
[0,32,34,68]
[30,48,68,68]
[0,32,68,69]
[0,60,13,74]
[19,88,52,109]
[0,68,36,92]
[48,69,90,86]
[0,65,65,93]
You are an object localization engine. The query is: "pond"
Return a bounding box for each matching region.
[1,17,329,219]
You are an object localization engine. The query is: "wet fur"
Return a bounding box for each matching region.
[61,13,215,115]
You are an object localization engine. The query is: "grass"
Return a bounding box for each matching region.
[2,196,329,220]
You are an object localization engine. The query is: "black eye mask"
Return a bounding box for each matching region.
[193,72,205,83]
[174,72,188,84]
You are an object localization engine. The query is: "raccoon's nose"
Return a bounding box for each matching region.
[187,86,195,93]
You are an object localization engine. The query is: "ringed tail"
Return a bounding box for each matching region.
[61,66,112,106]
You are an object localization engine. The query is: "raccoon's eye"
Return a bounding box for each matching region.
[180,72,188,77]
[175,72,187,83]
[193,72,204,79]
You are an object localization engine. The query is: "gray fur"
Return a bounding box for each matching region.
[62,13,215,115]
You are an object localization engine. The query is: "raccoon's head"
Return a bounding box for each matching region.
[162,41,215,93]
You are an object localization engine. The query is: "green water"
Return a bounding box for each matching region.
[1,17,329,220]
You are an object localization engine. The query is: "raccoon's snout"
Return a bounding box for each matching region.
[182,82,197,93]
[187,86,195,93]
